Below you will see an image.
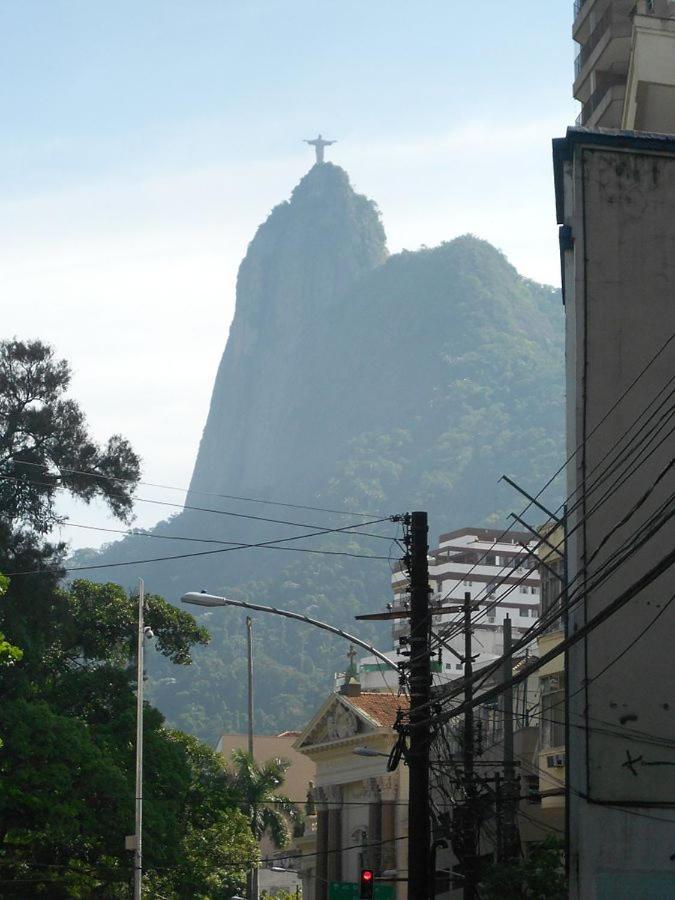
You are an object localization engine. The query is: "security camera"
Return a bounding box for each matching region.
[143,626,155,640]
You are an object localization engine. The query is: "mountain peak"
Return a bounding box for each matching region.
[291,161,353,200]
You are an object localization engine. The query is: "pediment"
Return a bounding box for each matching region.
[294,694,379,751]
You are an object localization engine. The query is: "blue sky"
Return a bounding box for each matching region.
[1,1,578,547]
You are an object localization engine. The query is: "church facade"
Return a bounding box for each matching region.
[291,684,409,900]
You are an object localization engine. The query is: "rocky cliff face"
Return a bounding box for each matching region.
[189,163,387,498]
[80,164,564,740]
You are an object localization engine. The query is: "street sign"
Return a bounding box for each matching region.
[328,882,394,899]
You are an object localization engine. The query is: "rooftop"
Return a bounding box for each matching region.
[345,691,410,728]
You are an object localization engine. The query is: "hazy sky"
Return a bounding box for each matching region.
[1,1,577,548]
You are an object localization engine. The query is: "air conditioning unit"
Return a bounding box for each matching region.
[547,754,565,768]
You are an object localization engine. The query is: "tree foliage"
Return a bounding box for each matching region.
[226,750,303,849]
[0,338,140,532]
[480,836,567,899]
[0,341,254,897]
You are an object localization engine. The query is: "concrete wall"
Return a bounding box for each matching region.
[623,14,675,132]
[555,130,675,899]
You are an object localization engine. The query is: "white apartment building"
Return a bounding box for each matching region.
[397,526,539,661]
[574,0,675,132]
[357,527,541,692]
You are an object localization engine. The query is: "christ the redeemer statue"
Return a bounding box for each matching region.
[304,134,336,164]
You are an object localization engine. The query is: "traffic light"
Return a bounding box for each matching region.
[360,868,375,899]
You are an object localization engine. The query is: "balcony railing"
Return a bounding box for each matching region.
[573,0,589,19]
[575,3,613,77]
[576,75,626,124]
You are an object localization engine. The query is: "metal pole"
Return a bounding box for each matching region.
[246,616,258,900]
[181,593,397,670]
[462,591,476,900]
[247,616,254,758]
[501,616,518,861]
[407,511,431,900]
[134,578,145,900]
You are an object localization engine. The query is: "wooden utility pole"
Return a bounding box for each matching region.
[246,616,258,900]
[462,591,477,900]
[247,616,254,757]
[407,511,432,900]
[501,615,519,862]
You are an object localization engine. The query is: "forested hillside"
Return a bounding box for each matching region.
[75,163,564,742]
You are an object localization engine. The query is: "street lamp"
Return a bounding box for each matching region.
[181,591,396,900]
[180,593,397,669]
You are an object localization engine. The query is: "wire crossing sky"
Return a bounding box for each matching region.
[1,1,579,547]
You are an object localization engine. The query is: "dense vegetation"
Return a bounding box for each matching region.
[74,165,564,742]
[0,340,260,897]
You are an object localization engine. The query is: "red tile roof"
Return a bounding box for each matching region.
[346,692,409,728]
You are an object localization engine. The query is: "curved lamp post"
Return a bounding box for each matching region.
[180,592,397,670]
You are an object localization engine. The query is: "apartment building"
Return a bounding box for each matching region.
[391,527,541,661]
[574,0,675,131]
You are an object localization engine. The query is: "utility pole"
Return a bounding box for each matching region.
[134,579,145,900]
[501,615,519,862]
[407,511,432,900]
[246,616,258,900]
[462,591,477,900]
[247,616,254,757]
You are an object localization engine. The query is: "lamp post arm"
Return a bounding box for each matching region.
[181,592,397,670]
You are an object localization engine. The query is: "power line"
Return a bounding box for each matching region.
[418,413,675,686]
[0,472,396,541]
[407,463,673,703]
[431,391,674,652]
[57,521,394,562]
[434,372,674,626]
[4,515,395,577]
[7,458,383,519]
[433,542,675,727]
[423,333,674,623]
[399,498,675,729]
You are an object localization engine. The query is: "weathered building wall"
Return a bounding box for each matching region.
[554,129,675,899]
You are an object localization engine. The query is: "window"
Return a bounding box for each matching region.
[541,676,566,749]
[526,775,540,804]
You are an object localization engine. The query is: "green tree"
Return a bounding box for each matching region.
[0,575,21,670]
[149,733,258,899]
[480,836,567,900]
[0,580,257,898]
[0,338,140,533]
[227,750,302,849]
[0,339,256,896]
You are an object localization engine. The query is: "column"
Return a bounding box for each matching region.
[326,785,343,886]
[378,775,398,872]
[315,788,329,900]
[365,778,382,872]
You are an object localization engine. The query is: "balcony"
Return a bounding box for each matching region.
[575,4,614,78]
[574,4,632,92]
[576,76,626,126]
[573,0,596,42]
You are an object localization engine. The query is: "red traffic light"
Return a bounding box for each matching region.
[360,868,375,898]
